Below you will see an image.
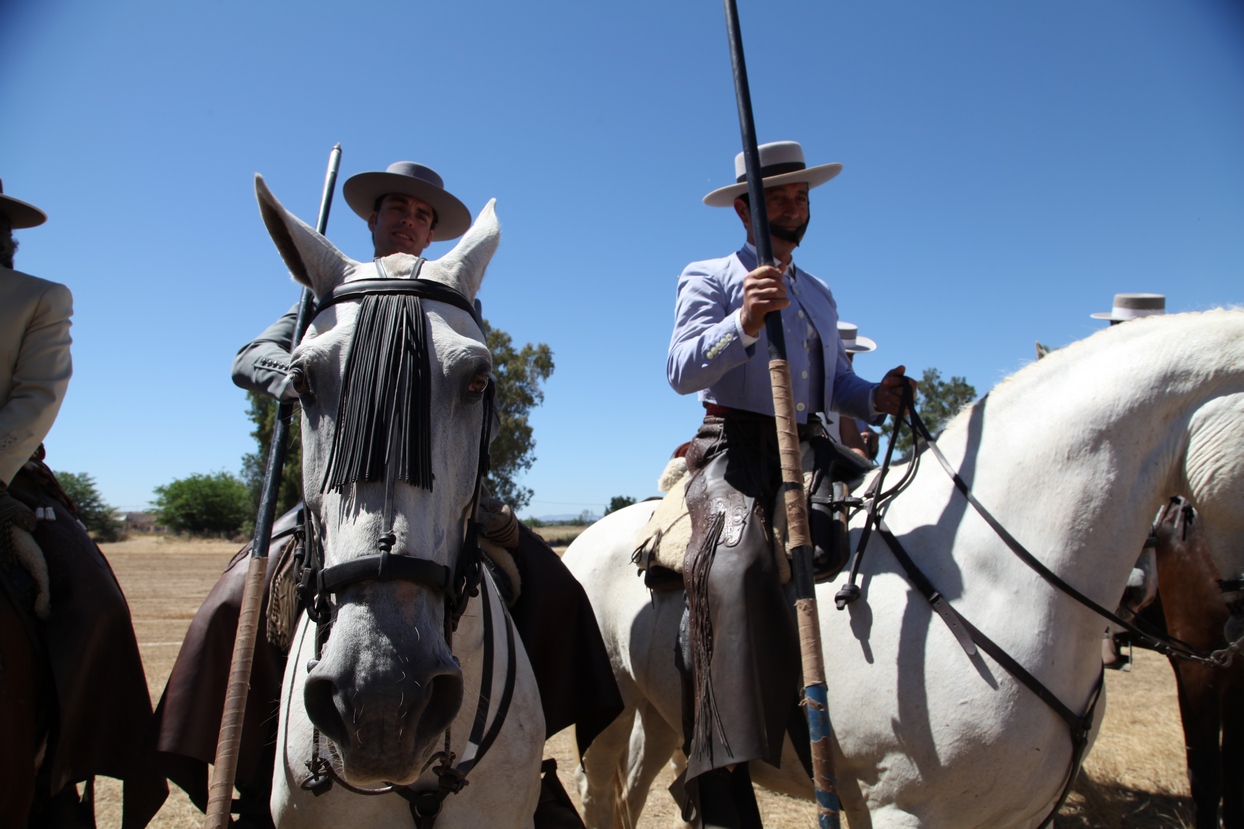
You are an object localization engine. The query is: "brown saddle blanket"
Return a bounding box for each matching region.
[633,438,870,589]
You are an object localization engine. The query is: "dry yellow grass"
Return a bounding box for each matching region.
[87,535,1193,828]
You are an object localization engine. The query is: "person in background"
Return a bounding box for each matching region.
[1,178,166,827]
[825,321,880,461]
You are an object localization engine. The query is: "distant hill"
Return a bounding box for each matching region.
[528,513,600,525]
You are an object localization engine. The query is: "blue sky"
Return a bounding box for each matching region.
[3,0,1241,517]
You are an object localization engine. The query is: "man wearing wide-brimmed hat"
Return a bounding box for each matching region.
[155,161,619,828]
[667,142,913,827]
[232,161,472,398]
[1,180,168,826]
[832,321,881,460]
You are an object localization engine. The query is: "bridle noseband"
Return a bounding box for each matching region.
[292,261,514,827]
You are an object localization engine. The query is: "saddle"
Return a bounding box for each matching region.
[632,435,871,589]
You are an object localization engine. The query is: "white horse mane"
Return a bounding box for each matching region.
[950,309,1244,431]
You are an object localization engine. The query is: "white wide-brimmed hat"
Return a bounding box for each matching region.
[703,141,843,207]
[838,321,876,353]
[1090,293,1166,322]
[343,161,471,241]
[0,179,47,229]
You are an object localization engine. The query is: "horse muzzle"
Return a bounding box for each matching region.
[303,598,465,785]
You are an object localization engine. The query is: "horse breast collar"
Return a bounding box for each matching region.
[295,261,511,827]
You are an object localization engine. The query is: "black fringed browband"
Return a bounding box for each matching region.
[316,268,485,495]
[314,276,484,331]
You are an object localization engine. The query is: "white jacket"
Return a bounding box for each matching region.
[0,266,72,485]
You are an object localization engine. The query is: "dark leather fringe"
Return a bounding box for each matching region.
[323,293,433,492]
[686,509,729,764]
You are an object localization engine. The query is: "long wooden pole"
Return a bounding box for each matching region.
[719,4,841,827]
[204,144,342,829]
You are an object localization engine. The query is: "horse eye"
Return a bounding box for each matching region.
[290,366,312,398]
[467,369,490,395]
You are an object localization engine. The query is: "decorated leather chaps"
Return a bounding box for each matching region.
[680,412,802,786]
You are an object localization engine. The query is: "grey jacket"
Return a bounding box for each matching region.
[231,302,299,401]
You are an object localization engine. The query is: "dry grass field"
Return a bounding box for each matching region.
[88,532,1196,828]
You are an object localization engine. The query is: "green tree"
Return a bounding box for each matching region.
[879,367,978,458]
[240,390,303,519]
[483,320,554,513]
[605,495,636,515]
[153,470,251,537]
[55,471,123,542]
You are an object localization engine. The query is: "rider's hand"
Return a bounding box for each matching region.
[0,483,37,533]
[860,429,879,461]
[739,265,789,337]
[873,366,917,417]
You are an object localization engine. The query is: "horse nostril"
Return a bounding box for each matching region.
[304,676,351,747]
[412,668,465,747]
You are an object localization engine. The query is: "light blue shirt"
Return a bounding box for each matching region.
[667,246,880,425]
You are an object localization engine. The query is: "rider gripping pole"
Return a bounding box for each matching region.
[719,4,841,826]
[205,144,343,829]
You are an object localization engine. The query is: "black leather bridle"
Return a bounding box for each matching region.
[292,262,517,828]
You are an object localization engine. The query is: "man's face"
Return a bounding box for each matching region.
[734,182,811,258]
[368,193,436,257]
[764,182,810,234]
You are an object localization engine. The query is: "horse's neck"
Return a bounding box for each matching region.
[878,375,1203,713]
[935,370,1203,607]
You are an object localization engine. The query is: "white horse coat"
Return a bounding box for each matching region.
[565,310,1244,829]
[253,177,544,828]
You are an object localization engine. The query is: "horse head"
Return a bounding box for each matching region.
[255,175,500,785]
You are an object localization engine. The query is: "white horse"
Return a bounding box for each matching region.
[565,309,1244,829]
[252,177,544,828]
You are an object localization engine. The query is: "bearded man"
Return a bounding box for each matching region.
[667,142,913,828]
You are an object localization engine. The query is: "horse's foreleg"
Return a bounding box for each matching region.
[578,701,636,829]
[1173,662,1225,829]
[1221,672,1244,829]
[619,700,682,828]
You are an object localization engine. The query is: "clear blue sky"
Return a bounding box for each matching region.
[3,1,1242,518]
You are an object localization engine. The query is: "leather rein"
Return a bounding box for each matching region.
[833,391,1243,828]
[292,263,516,828]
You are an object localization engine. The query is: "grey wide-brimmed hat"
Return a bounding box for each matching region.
[1090,293,1166,322]
[838,321,876,354]
[0,179,47,229]
[703,141,843,207]
[342,161,471,241]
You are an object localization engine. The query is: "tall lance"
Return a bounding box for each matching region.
[719,3,842,827]
[205,143,343,829]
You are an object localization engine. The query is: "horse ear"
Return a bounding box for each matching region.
[424,199,499,304]
[254,174,356,299]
